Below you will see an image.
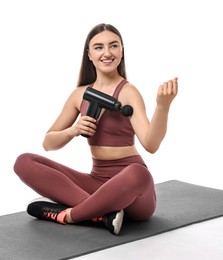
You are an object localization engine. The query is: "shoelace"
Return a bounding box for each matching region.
[92,216,104,222]
[43,210,60,221]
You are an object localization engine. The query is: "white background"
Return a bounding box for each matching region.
[0,0,222,216]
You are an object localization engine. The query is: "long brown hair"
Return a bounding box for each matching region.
[77,23,127,87]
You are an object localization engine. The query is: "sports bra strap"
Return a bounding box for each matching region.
[113,79,128,98]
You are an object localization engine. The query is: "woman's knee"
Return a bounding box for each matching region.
[131,204,156,221]
[14,152,35,178]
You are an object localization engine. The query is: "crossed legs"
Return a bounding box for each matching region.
[14,153,156,223]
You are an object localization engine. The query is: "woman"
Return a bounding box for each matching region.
[14,23,178,235]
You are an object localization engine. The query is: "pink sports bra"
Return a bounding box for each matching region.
[80,79,135,147]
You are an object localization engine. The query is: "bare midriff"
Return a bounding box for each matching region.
[90,145,139,160]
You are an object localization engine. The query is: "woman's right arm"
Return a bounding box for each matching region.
[42,88,97,151]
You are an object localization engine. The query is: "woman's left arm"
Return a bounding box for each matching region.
[124,78,178,153]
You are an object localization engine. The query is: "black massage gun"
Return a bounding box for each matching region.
[81,87,133,138]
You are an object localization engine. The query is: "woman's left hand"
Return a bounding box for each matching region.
[156,77,178,109]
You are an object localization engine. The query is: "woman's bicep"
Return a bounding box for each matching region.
[130,100,151,145]
[124,86,151,146]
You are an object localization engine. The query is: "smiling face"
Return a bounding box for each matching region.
[88,30,123,75]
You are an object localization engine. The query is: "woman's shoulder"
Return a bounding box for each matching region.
[120,81,143,100]
[64,85,90,111]
[70,85,89,98]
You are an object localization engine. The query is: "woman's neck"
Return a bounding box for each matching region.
[94,73,123,91]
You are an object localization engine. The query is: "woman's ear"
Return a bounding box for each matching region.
[87,50,92,61]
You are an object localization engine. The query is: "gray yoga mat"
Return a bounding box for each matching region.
[1,180,223,259]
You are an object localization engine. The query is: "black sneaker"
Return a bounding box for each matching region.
[102,210,124,235]
[27,197,68,224]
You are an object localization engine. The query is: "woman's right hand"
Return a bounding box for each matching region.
[72,116,97,137]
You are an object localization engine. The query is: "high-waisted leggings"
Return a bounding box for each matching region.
[14,153,156,222]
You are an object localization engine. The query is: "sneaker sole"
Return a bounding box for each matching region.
[112,210,124,235]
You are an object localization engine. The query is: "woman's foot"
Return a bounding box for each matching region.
[27,197,69,224]
[103,210,124,235]
[94,210,124,235]
[27,198,124,235]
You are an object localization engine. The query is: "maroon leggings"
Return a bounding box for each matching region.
[14,153,156,222]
